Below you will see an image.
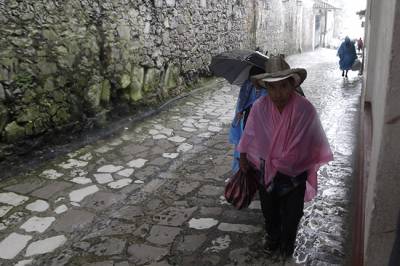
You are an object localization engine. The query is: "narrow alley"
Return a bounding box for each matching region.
[0,49,361,266]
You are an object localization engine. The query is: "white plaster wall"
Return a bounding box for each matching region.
[363,0,400,264]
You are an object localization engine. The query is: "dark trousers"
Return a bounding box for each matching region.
[259,180,306,253]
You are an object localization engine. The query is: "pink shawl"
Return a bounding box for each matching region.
[237,93,333,201]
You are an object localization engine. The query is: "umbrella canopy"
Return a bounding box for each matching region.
[209,49,269,85]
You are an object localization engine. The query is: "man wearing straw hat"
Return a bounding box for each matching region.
[237,56,333,260]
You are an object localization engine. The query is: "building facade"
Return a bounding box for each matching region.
[358,0,400,265]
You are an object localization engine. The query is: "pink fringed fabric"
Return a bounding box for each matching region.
[237,93,333,201]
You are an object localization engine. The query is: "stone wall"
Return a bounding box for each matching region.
[255,0,315,55]
[0,0,255,151]
[0,0,315,156]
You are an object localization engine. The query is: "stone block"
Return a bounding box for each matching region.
[147,225,181,245]
[30,181,73,199]
[127,244,169,265]
[44,78,56,92]
[163,65,179,90]
[200,0,207,8]
[143,68,161,92]
[88,237,126,256]
[154,0,163,8]
[165,0,175,7]
[85,82,102,110]
[111,205,144,221]
[100,80,111,103]
[120,74,131,89]
[0,233,32,259]
[37,60,57,75]
[131,67,144,89]
[117,25,131,40]
[129,84,142,102]
[177,234,207,252]
[82,191,125,211]
[4,121,25,142]
[4,179,46,194]
[16,105,41,123]
[42,29,58,42]
[52,209,95,233]
[0,103,8,133]
[154,206,197,226]
[198,185,224,197]
[0,83,5,99]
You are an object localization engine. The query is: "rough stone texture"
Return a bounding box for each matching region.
[154,207,197,226]
[20,216,55,233]
[82,191,125,211]
[177,234,207,252]
[0,0,317,151]
[0,0,253,147]
[4,179,46,194]
[146,225,181,245]
[88,237,126,256]
[52,209,95,233]
[127,244,169,265]
[30,181,73,199]
[0,233,32,259]
[110,205,144,221]
[0,50,359,265]
[25,235,67,256]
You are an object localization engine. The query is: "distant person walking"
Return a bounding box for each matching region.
[357,37,364,52]
[337,36,357,78]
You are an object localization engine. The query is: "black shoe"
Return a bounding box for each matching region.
[263,234,280,256]
[342,71,344,77]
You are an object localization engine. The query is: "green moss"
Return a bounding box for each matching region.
[16,106,41,123]
[132,67,144,89]
[53,107,70,126]
[13,71,35,92]
[143,68,161,92]
[37,60,57,75]
[120,74,131,89]
[129,84,143,102]
[0,103,8,134]
[25,121,34,136]
[4,121,25,142]
[100,80,111,104]
[21,89,37,104]
[42,29,58,42]
[53,90,66,103]
[164,65,179,90]
[85,83,102,110]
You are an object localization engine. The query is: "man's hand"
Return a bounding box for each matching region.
[239,153,249,173]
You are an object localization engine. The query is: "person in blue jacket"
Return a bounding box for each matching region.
[229,66,267,172]
[337,36,357,78]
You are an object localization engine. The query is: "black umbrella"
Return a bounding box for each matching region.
[209,49,269,85]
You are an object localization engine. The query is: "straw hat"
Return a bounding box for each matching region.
[251,55,307,88]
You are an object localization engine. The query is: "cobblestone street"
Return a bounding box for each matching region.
[0,49,361,266]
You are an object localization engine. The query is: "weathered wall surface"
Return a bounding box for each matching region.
[0,0,255,154]
[0,0,317,157]
[255,0,315,55]
[363,0,400,265]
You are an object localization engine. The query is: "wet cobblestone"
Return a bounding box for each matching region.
[0,49,360,265]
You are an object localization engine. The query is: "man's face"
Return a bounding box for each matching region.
[267,79,294,110]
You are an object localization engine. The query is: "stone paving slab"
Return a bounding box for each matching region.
[0,50,360,265]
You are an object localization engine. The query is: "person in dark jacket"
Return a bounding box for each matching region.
[337,36,357,78]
